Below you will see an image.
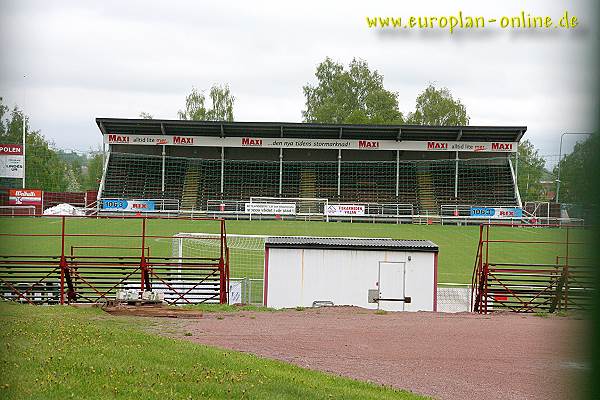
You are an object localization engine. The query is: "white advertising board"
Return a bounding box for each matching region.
[244,203,296,215]
[0,144,24,179]
[104,133,517,153]
[101,199,156,212]
[326,204,365,216]
[228,281,243,305]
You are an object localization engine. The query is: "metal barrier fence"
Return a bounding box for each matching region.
[471,223,593,313]
[0,215,229,305]
[0,205,36,216]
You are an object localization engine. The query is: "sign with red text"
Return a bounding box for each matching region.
[9,189,42,205]
[104,134,518,153]
[101,199,156,212]
[0,144,24,178]
[326,204,366,216]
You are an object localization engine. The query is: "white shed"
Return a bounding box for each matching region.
[264,237,439,311]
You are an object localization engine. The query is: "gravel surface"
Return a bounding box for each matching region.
[174,307,588,400]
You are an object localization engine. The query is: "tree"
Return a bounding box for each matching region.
[516,139,548,202]
[407,84,469,126]
[83,152,104,191]
[177,84,235,121]
[302,58,403,124]
[139,112,154,119]
[56,149,104,191]
[0,98,70,191]
[554,134,598,205]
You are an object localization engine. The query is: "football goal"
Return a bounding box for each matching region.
[173,233,267,304]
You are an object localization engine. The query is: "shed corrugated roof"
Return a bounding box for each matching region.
[264,237,438,252]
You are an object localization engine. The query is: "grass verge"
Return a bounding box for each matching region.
[0,302,427,400]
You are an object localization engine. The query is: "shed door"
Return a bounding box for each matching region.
[378,262,406,311]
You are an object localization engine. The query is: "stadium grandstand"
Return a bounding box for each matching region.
[96,118,526,222]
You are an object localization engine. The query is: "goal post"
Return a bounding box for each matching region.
[173,233,267,304]
[172,232,398,306]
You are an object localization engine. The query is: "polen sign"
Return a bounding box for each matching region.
[326,204,366,216]
[104,134,518,153]
[0,144,24,179]
[9,189,42,205]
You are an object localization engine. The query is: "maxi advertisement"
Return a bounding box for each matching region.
[101,199,156,212]
[470,207,523,219]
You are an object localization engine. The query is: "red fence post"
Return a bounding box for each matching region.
[472,224,484,312]
[218,219,226,304]
[59,216,66,305]
[564,226,570,311]
[483,224,490,314]
[140,217,146,294]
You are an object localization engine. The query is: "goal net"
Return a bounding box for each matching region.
[173,233,266,304]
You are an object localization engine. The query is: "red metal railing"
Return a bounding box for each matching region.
[471,223,592,313]
[0,214,229,305]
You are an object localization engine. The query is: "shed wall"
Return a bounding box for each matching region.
[265,248,435,311]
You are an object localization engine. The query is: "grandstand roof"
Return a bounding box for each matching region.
[97,118,526,142]
[264,237,439,252]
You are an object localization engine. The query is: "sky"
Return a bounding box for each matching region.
[0,0,597,168]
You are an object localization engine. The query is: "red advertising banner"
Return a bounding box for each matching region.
[8,189,43,205]
[0,144,23,155]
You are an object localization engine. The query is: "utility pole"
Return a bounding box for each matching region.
[22,74,26,189]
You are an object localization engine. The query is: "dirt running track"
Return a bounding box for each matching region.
[175,307,588,400]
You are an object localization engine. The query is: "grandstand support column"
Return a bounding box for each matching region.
[279,148,283,195]
[454,151,459,199]
[220,146,225,195]
[96,151,111,204]
[508,157,523,208]
[515,149,519,187]
[395,150,400,197]
[161,145,166,193]
[337,150,342,197]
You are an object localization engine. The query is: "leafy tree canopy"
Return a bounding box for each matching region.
[302,58,403,124]
[516,139,548,202]
[407,84,469,126]
[0,97,71,191]
[177,84,235,121]
[555,134,597,205]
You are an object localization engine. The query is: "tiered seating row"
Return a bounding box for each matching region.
[101,153,517,211]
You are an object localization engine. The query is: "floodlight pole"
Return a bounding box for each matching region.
[555,132,592,203]
[22,74,26,188]
[22,112,26,188]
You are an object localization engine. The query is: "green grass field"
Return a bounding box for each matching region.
[0,302,426,400]
[0,218,591,399]
[0,216,589,285]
